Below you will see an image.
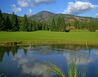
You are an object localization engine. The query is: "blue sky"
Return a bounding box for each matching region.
[0,0,98,17]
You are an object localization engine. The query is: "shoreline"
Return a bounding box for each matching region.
[0,31,98,47]
[0,40,98,47]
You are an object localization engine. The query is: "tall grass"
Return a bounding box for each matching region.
[45,61,87,77]
[67,62,78,77]
[45,62,65,77]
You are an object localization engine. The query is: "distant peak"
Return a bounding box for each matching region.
[35,11,55,15]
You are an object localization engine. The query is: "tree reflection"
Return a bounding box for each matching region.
[0,46,19,61]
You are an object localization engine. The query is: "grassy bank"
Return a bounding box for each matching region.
[0,31,98,46]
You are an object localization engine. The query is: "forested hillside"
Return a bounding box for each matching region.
[0,10,98,32]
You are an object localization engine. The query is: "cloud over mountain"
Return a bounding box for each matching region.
[33,0,55,5]
[64,1,97,14]
[27,9,33,17]
[17,0,29,7]
[12,0,55,13]
[17,0,55,8]
[12,4,22,13]
[96,13,98,17]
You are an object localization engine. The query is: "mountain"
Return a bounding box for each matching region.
[1,11,98,32]
[31,11,97,22]
[31,11,56,21]
[2,11,97,22]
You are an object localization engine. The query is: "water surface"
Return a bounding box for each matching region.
[0,45,98,77]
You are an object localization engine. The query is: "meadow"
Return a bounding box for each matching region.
[0,31,98,46]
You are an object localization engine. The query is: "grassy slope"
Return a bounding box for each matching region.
[0,31,98,45]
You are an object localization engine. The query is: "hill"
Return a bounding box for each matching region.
[31,11,97,22]
[0,10,98,32]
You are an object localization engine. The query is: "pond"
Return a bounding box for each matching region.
[0,45,98,77]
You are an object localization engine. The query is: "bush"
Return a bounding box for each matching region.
[65,29,70,32]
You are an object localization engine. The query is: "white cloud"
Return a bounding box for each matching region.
[16,0,55,8]
[27,9,33,17]
[96,13,98,17]
[22,63,50,77]
[12,4,22,13]
[34,0,54,4]
[64,1,97,14]
[18,0,29,7]
[29,9,32,13]
[14,54,51,77]
[63,52,93,65]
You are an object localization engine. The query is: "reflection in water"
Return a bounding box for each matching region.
[64,50,92,65]
[13,51,51,77]
[0,45,98,77]
[0,46,18,61]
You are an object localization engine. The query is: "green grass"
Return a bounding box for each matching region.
[0,31,98,46]
[71,29,89,32]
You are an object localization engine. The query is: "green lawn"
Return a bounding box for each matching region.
[0,31,98,46]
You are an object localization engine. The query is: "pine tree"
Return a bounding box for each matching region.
[32,21,36,31]
[5,15,12,31]
[50,18,56,31]
[0,10,5,31]
[28,22,32,31]
[24,15,29,31]
[19,15,29,31]
[57,17,66,32]
[74,19,79,29]
[11,12,19,31]
[88,20,96,32]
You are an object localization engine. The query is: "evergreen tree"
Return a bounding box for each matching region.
[88,20,96,32]
[11,12,19,31]
[50,18,56,31]
[5,15,12,31]
[74,19,79,29]
[19,15,29,31]
[28,22,33,31]
[44,22,49,30]
[57,17,66,32]
[42,22,45,30]
[0,10,5,31]
[19,19,24,31]
[24,15,29,31]
[32,21,37,31]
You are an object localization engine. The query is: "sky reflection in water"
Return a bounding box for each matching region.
[0,45,98,77]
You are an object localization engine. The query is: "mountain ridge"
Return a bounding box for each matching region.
[30,11,97,22]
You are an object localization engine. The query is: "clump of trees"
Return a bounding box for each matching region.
[0,10,49,32]
[0,9,98,32]
[0,10,19,31]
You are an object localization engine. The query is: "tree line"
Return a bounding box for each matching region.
[0,10,98,32]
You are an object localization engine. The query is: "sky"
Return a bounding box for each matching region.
[0,0,98,17]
